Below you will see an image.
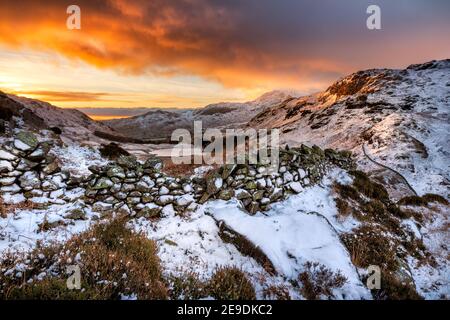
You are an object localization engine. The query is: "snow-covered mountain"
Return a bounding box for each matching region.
[247,60,450,199]
[105,90,297,139]
[0,91,117,142]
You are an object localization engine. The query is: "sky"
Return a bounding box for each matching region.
[0,0,449,118]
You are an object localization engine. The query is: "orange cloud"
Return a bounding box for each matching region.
[1,0,449,93]
[14,90,113,102]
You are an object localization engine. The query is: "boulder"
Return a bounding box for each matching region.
[106,165,126,179]
[206,173,223,195]
[92,177,114,190]
[289,182,304,194]
[0,149,17,161]
[143,157,163,171]
[19,171,41,190]
[42,161,60,175]
[14,131,39,151]
[0,160,13,173]
[117,155,139,169]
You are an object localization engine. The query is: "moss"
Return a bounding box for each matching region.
[16,131,39,148]
[206,267,256,300]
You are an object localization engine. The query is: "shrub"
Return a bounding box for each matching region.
[398,196,428,207]
[0,217,168,300]
[206,267,256,300]
[372,271,422,300]
[333,183,360,201]
[341,225,399,272]
[7,278,97,300]
[168,271,207,300]
[335,198,351,218]
[262,285,291,300]
[0,196,5,218]
[349,170,389,202]
[99,143,130,159]
[422,194,449,205]
[361,200,401,233]
[298,262,347,300]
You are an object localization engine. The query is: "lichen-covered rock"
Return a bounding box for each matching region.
[65,208,87,220]
[159,186,170,195]
[137,204,162,218]
[42,161,60,175]
[206,173,223,195]
[92,177,114,190]
[289,181,304,193]
[221,164,237,179]
[248,201,260,215]
[236,189,251,200]
[14,131,39,151]
[106,165,126,179]
[19,171,41,190]
[252,190,265,201]
[144,157,163,171]
[0,177,16,186]
[156,195,174,205]
[1,183,21,193]
[27,147,47,162]
[118,155,139,169]
[245,180,257,190]
[218,188,235,201]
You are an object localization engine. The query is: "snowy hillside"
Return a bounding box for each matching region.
[105,90,297,139]
[248,60,450,199]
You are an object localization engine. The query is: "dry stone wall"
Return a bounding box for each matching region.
[1,131,355,218]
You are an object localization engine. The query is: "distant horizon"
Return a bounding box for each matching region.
[2,56,448,120]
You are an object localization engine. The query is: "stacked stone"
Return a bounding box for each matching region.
[1,130,354,218]
[192,144,355,215]
[0,131,69,204]
[83,155,197,218]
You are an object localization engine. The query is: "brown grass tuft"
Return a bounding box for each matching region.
[298,262,347,300]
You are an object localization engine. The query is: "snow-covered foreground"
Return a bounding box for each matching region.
[1,164,448,299]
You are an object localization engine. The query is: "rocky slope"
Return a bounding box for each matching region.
[247,59,450,200]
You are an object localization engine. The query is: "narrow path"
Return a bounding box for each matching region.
[362,144,418,196]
